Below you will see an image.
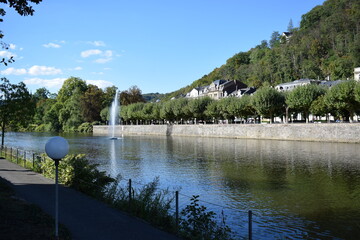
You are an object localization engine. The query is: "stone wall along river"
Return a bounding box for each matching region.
[93,123,360,143]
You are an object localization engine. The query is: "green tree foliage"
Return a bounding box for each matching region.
[102,86,117,108]
[57,77,88,104]
[310,95,331,119]
[324,80,360,121]
[0,78,35,145]
[80,84,104,123]
[120,85,146,106]
[187,97,213,122]
[286,84,326,123]
[251,87,285,123]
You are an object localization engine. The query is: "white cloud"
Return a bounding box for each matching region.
[43,42,61,48]
[103,50,113,57]
[89,41,106,47]
[1,67,27,75]
[28,65,62,75]
[24,77,67,88]
[74,66,82,71]
[94,58,112,64]
[81,49,102,58]
[86,80,113,89]
[9,44,16,50]
[0,50,17,58]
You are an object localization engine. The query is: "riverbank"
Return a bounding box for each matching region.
[93,123,360,143]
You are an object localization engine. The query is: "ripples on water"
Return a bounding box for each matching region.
[5,132,360,239]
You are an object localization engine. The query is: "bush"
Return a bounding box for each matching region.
[105,176,175,231]
[78,122,93,132]
[180,195,233,240]
[41,154,114,198]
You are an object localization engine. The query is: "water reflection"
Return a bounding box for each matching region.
[4,132,360,239]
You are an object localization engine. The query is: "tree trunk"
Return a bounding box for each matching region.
[1,120,5,147]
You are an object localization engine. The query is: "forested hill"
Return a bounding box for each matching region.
[164,0,360,100]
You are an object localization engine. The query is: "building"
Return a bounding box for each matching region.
[275,79,319,91]
[229,87,257,97]
[281,32,293,43]
[186,80,247,100]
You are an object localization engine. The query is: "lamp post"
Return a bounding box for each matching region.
[45,136,69,239]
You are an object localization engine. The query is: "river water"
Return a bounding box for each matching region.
[4,132,360,239]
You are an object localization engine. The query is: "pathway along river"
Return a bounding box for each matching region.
[5,132,360,239]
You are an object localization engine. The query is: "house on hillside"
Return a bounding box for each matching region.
[185,86,207,98]
[186,80,247,100]
[319,80,344,88]
[205,80,247,100]
[275,79,319,91]
[229,87,257,97]
[281,32,293,43]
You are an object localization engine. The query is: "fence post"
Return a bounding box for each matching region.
[10,147,12,161]
[16,149,18,164]
[33,153,35,168]
[4,146,6,159]
[175,191,179,232]
[248,210,252,240]
[24,151,26,168]
[128,179,132,209]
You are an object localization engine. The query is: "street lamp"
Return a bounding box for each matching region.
[45,136,69,239]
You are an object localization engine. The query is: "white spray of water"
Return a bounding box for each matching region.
[109,91,119,138]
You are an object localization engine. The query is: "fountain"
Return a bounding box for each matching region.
[109,91,119,140]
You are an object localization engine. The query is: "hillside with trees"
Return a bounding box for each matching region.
[164,0,360,100]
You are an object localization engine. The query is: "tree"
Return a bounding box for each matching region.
[269,31,280,48]
[120,85,146,106]
[0,78,34,145]
[102,86,117,108]
[310,95,332,122]
[187,97,213,122]
[286,84,326,123]
[33,87,50,100]
[287,19,294,32]
[324,80,360,122]
[57,77,88,103]
[251,86,285,123]
[80,84,104,123]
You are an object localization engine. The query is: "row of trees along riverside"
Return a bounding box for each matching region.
[2,77,360,146]
[120,80,360,125]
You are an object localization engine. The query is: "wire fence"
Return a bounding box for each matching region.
[0,144,254,239]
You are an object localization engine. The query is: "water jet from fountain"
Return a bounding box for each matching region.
[109,91,120,140]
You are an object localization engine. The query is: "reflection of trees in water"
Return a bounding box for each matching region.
[163,136,360,238]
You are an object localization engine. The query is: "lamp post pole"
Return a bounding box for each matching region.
[54,159,60,238]
[45,136,69,240]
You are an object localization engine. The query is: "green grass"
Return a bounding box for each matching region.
[0,176,71,240]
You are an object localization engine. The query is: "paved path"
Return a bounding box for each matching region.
[0,158,180,240]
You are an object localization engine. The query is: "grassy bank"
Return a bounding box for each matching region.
[0,176,71,240]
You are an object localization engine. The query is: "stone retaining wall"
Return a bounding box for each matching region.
[93,123,360,143]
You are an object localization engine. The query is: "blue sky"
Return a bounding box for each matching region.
[1,0,325,94]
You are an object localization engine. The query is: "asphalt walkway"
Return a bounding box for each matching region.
[0,158,180,240]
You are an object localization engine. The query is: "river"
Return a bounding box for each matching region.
[4,132,360,239]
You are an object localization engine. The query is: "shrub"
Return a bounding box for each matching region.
[41,154,114,198]
[180,195,233,240]
[78,122,93,132]
[105,176,175,231]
